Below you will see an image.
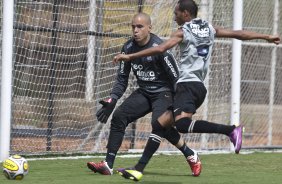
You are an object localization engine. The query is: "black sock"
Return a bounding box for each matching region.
[135,134,162,172]
[105,149,116,169]
[179,143,194,158]
[193,120,235,135]
[164,127,181,145]
[134,162,147,173]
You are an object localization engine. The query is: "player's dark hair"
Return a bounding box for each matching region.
[177,0,198,18]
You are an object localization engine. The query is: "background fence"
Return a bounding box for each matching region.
[0,0,282,160]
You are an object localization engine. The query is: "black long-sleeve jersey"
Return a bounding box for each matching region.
[110,33,179,100]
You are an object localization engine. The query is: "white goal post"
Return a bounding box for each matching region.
[1,0,282,161]
[0,0,14,161]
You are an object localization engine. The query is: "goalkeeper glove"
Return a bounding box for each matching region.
[96,98,117,124]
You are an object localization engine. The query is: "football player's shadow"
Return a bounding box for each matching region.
[144,171,193,177]
[141,181,182,184]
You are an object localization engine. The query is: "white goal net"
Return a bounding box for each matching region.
[0,0,282,156]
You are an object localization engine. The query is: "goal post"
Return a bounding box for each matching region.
[0,0,14,161]
[231,0,242,126]
[0,0,282,160]
[268,0,279,146]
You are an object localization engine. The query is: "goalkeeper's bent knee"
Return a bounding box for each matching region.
[110,108,129,131]
[151,120,166,138]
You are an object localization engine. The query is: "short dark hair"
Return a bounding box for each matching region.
[177,0,198,18]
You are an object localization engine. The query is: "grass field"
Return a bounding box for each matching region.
[1,152,282,184]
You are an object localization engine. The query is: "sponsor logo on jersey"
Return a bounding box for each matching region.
[164,56,178,77]
[146,56,152,61]
[132,64,156,81]
[197,46,209,57]
[132,64,143,70]
[166,50,172,54]
[190,23,210,37]
[126,42,133,49]
[137,70,156,81]
[119,52,126,74]
[120,61,125,74]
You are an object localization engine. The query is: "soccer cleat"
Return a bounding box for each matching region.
[87,161,113,175]
[117,167,143,181]
[229,125,243,154]
[187,150,202,177]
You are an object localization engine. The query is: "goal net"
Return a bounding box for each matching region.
[1,0,282,156]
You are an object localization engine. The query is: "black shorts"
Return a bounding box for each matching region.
[116,88,173,125]
[173,82,207,116]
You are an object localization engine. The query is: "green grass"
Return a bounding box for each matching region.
[1,152,282,184]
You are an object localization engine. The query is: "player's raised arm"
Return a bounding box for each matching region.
[214,26,281,45]
[113,29,184,63]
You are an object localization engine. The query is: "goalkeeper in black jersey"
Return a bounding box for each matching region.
[86,13,197,178]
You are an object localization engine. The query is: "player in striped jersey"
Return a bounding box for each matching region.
[114,0,280,181]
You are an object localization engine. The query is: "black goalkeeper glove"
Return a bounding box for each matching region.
[96,98,117,124]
